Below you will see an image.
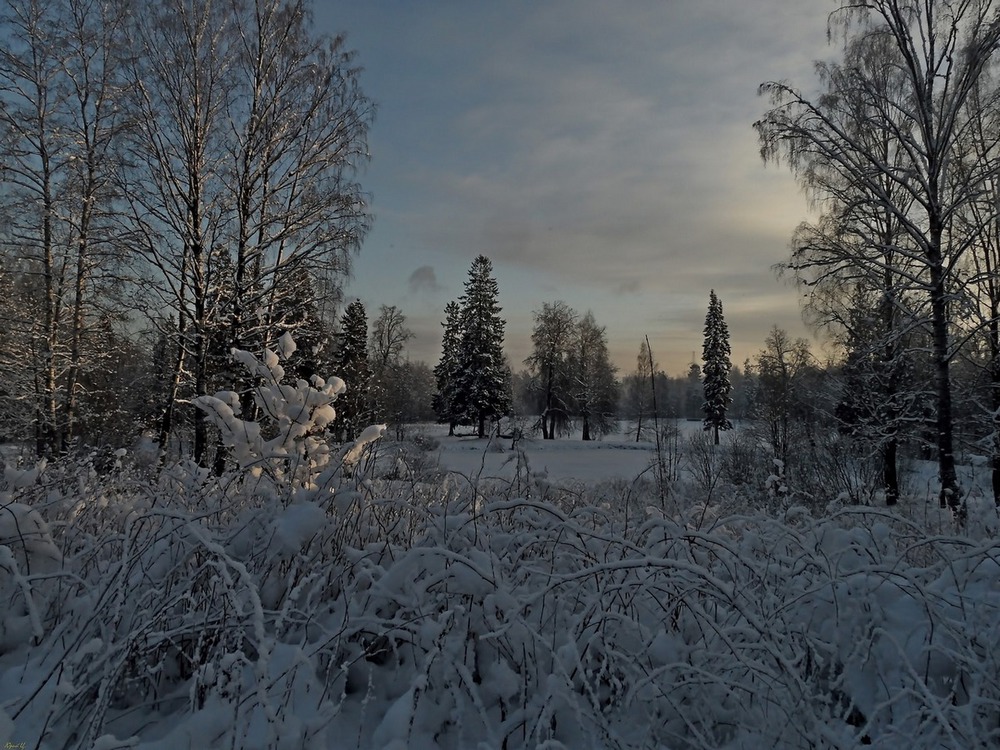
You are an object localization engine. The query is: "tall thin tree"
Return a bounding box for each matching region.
[333,300,371,442]
[433,300,463,436]
[702,289,733,445]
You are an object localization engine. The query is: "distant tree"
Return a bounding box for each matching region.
[729,363,754,421]
[570,311,618,441]
[452,255,510,438]
[395,361,437,425]
[333,301,371,441]
[685,363,702,420]
[433,300,463,435]
[525,301,577,439]
[510,369,536,418]
[623,340,656,443]
[751,326,814,468]
[702,290,733,444]
[368,304,414,427]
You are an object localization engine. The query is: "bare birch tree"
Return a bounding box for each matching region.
[757,0,1000,511]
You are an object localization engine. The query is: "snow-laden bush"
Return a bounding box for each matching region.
[3,336,1000,749]
[193,332,386,497]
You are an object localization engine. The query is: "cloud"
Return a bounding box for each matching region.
[326,0,827,371]
[408,265,444,294]
[393,1,821,301]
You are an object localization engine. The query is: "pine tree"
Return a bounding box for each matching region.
[702,289,733,445]
[452,255,511,438]
[333,300,371,442]
[433,301,463,435]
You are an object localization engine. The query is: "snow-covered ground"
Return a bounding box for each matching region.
[3,387,1000,749]
[429,422,670,482]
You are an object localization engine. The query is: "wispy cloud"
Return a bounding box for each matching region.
[325,0,830,370]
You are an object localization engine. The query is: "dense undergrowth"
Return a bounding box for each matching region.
[1,342,999,749]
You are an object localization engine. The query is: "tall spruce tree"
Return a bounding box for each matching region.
[453,255,510,438]
[333,300,371,442]
[433,300,463,435]
[702,289,733,445]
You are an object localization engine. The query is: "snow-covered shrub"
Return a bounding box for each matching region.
[193,333,385,499]
[790,430,883,506]
[4,342,1000,749]
[718,427,767,488]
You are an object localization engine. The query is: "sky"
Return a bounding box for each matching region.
[315,1,833,375]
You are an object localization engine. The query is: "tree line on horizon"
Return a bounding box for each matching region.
[7,0,1000,513]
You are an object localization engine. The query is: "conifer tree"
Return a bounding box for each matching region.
[433,300,463,435]
[271,266,333,387]
[702,289,733,444]
[333,300,371,441]
[453,255,510,438]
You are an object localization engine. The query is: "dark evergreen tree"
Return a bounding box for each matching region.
[271,266,334,386]
[333,300,371,442]
[702,289,733,444]
[452,255,511,438]
[433,301,463,436]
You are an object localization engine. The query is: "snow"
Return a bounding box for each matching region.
[4,352,1000,748]
[430,420,699,482]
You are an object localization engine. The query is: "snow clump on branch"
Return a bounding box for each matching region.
[193,335,384,488]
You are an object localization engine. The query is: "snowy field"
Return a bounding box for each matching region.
[428,421,682,483]
[2,374,1000,750]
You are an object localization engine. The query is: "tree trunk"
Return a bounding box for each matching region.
[62,234,88,454]
[883,438,899,506]
[63,170,96,454]
[582,413,591,441]
[40,143,60,457]
[990,311,1000,506]
[158,337,186,461]
[928,238,960,511]
[213,433,227,476]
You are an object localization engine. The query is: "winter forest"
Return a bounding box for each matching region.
[2,0,1000,748]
